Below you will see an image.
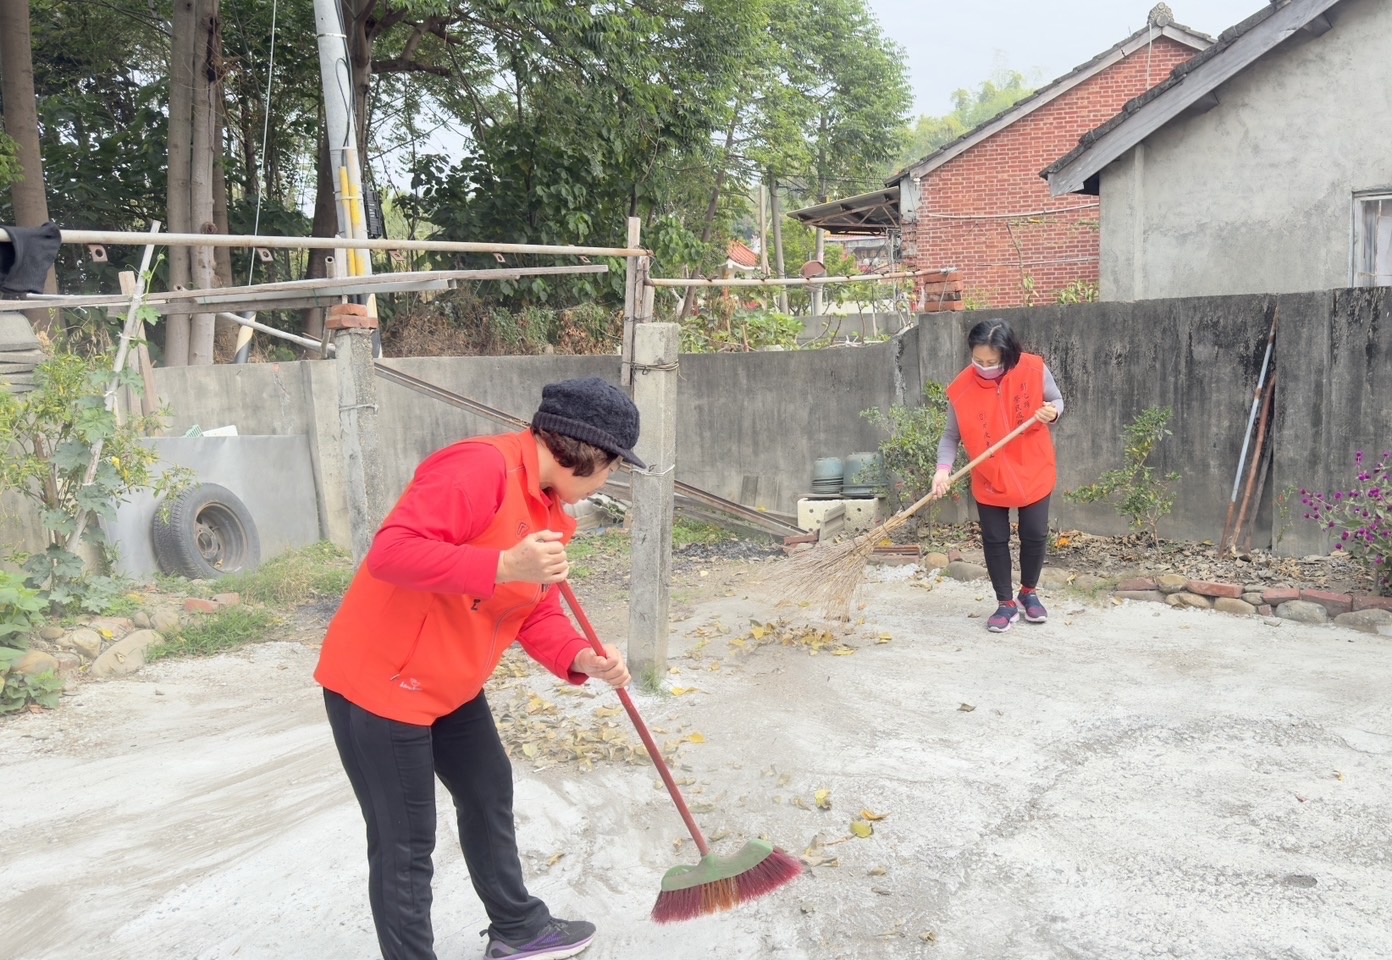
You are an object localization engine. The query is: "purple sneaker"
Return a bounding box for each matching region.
[1018,589,1048,623]
[483,918,595,960]
[987,601,1019,633]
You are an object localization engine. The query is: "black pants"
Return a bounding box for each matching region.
[324,689,550,960]
[977,495,1051,602]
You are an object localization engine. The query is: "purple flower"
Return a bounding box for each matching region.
[1356,451,1364,465]
[1336,492,1344,501]
[1335,543,1344,551]
[1343,531,1350,540]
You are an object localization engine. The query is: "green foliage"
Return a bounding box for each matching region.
[679,300,801,353]
[1066,406,1181,545]
[862,383,964,518]
[0,648,64,714]
[0,133,22,192]
[1300,450,1392,595]
[671,519,736,549]
[0,572,45,650]
[1056,280,1100,305]
[213,542,353,607]
[145,607,279,661]
[0,351,189,612]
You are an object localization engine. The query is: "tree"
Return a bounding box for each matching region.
[0,0,59,325]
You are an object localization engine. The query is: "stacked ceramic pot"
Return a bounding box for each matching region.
[811,457,843,497]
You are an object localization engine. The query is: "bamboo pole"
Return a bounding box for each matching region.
[647,270,934,288]
[0,227,647,259]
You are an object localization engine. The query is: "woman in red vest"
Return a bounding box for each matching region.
[316,377,641,960]
[931,319,1063,633]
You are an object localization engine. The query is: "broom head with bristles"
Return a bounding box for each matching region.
[770,513,913,619]
[650,839,803,924]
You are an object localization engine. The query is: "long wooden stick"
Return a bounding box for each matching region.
[647,270,942,288]
[0,227,646,258]
[558,581,710,856]
[1231,374,1276,554]
[898,416,1041,525]
[1222,303,1278,550]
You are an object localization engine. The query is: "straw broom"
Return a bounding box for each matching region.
[773,417,1040,618]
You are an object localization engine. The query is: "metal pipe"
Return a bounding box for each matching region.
[1221,303,1279,551]
[0,227,647,259]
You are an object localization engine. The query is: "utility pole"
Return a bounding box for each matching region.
[313,0,387,562]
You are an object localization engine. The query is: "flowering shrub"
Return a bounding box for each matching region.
[1301,450,1392,595]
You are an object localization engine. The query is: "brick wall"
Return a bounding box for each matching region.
[906,37,1199,310]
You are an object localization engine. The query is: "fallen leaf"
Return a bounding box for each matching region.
[850,819,874,838]
[1335,770,1345,781]
[867,866,887,877]
[832,647,856,657]
[877,632,892,644]
[546,852,566,867]
[522,743,539,759]
[593,706,620,719]
[860,808,889,822]
[958,703,976,712]
[815,789,832,810]
[920,931,938,944]
[684,732,706,744]
[791,796,810,811]
[872,886,891,896]
[670,687,700,697]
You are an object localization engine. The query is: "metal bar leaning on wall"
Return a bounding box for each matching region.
[645,270,940,288]
[213,313,802,538]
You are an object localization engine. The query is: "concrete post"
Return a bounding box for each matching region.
[620,217,641,388]
[327,303,387,564]
[627,321,679,684]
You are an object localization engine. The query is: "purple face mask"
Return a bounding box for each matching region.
[973,362,1005,380]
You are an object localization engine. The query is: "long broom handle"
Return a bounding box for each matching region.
[895,414,1041,523]
[557,580,712,857]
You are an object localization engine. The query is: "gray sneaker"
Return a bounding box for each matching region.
[483,918,596,960]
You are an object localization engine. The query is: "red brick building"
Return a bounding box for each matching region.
[900,19,1208,309]
[795,13,1210,311]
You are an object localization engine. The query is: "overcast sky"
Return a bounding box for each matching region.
[866,0,1262,115]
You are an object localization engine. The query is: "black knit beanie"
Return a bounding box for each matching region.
[531,376,645,469]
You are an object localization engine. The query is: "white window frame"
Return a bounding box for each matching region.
[1352,190,1392,287]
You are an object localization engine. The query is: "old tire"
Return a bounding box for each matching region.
[151,483,260,578]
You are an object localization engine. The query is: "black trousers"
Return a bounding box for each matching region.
[977,495,1051,602]
[324,689,550,960]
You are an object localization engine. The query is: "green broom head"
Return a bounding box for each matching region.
[650,839,802,924]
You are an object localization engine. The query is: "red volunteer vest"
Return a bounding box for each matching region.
[946,352,1057,508]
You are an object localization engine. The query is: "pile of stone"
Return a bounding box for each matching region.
[0,311,45,394]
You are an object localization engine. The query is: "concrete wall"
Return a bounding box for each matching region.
[1100,0,1392,300]
[4,286,1376,566]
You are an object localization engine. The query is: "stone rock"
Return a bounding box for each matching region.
[151,609,182,636]
[1258,605,1273,617]
[1071,574,1111,592]
[132,611,152,630]
[1242,593,1265,607]
[1333,610,1392,635]
[1117,577,1158,593]
[1300,590,1352,616]
[947,548,963,563]
[184,597,219,615]
[1174,592,1212,610]
[1262,588,1301,605]
[14,649,59,676]
[1114,590,1167,605]
[39,625,66,641]
[1186,580,1242,600]
[1215,598,1257,617]
[1039,568,1075,589]
[1165,594,1185,608]
[53,652,81,677]
[945,561,989,583]
[88,616,134,639]
[211,592,241,608]
[1157,574,1189,594]
[1276,600,1328,625]
[923,553,950,572]
[90,629,165,679]
[59,628,103,660]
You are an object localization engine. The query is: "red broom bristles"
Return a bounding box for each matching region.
[649,848,802,924]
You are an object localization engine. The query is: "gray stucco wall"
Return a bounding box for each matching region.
[1100,0,1392,300]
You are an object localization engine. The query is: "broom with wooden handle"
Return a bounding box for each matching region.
[771,416,1041,618]
[557,581,802,923]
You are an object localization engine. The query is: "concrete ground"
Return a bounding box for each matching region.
[4,566,1390,960]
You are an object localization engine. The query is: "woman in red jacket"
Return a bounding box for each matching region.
[930,319,1063,633]
[316,377,641,960]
